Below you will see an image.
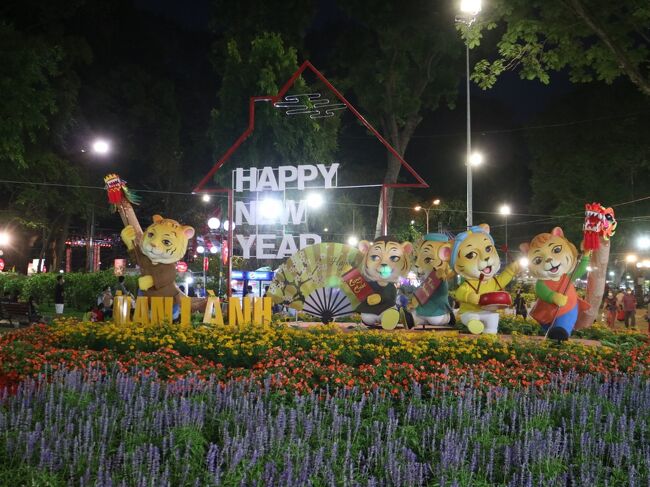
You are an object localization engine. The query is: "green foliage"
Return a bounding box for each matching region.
[0,270,138,310]
[210,32,340,178]
[466,0,650,95]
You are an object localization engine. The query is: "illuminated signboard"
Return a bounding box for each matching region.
[233,163,338,259]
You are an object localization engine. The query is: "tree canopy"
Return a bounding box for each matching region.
[464,0,650,96]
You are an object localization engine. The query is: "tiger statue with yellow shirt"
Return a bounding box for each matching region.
[452,224,520,334]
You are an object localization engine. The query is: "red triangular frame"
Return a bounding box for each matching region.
[193,60,428,192]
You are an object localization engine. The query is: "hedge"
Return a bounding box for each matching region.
[0,271,138,310]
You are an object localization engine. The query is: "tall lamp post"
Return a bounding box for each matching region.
[499,204,511,264]
[414,198,441,234]
[207,217,235,296]
[86,138,111,272]
[457,0,482,227]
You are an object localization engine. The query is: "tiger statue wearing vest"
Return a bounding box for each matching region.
[519,227,590,341]
[452,224,520,334]
[351,236,413,329]
[409,234,454,327]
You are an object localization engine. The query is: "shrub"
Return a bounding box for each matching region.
[1,270,138,309]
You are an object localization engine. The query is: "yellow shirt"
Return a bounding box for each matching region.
[456,263,518,314]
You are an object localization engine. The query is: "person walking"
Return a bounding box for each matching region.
[622,288,637,329]
[54,275,65,315]
[513,289,527,319]
[100,286,113,319]
[602,291,618,327]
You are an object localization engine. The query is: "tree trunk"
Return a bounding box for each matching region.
[575,237,610,329]
[374,153,403,237]
[373,114,422,238]
[37,227,54,273]
[53,212,71,272]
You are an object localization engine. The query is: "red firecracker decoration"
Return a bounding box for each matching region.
[583,202,617,251]
[103,173,141,208]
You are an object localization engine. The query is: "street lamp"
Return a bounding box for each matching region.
[91,139,110,155]
[202,194,211,202]
[85,138,113,272]
[413,198,442,233]
[457,0,482,227]
[499,204,511,264]
[306,192,324,209]
[207,217,220,230]
[626,254,638,263]
[347,235,359,247]
[0,231,10,247]
[638,235,650,250]
[206,217,234,295]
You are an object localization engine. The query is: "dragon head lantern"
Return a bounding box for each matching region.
[583,203,617,250]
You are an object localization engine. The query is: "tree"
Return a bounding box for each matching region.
[209,32,341,179]
[524,83,650,328]
[465,0,650,96]
[330,0,462,236]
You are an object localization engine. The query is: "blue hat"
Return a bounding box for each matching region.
[450,226,495,269]
[423,233,449,242]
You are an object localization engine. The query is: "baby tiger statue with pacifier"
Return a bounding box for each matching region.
[452,224,519,334]
[409,234,455,328]
[344,236,413,330]
[520,227,590,341]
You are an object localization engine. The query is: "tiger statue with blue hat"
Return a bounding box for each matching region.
[409,233,455,327]
[451,224,520,334]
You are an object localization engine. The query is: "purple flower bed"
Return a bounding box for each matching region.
[0,369,649,486]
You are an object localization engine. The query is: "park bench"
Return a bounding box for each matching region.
[0,302,33,328]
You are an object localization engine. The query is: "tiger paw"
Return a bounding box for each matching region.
[467,319,484,335]
[138,275,154,291]
[381,308,399,330]
[367,293,381,306]
[120,225,137,250]
[552,293,568,307]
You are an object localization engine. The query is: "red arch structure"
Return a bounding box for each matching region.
[194,61,429,295]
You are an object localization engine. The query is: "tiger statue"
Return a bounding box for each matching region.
[452,224,519,334]
[354,236,413,329]
[520,227,590,340]
[120,215,195,300]
[409,234,454,327]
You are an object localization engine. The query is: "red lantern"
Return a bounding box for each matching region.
[176,261,188,273]
[0,258,4,271]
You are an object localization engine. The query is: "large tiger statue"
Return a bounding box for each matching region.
[409,233,454,327]
[520,227,590,340]
[354,236,413,329]
[452,224,519,334]
[120,215,195,301]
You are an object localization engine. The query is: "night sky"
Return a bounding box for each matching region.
[133,0,577,227]
[6,0,647,269]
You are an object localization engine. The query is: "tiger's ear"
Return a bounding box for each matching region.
[402,242,414,255]
[551,227,564,237]
[182,225,195,239]
[478,223,490,234]
[519,243,530,254]
[438,244,451,262]
[152,214,164,223]
[358,240,371,254]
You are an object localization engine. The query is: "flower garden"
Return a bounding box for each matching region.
[1,318,650,485]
